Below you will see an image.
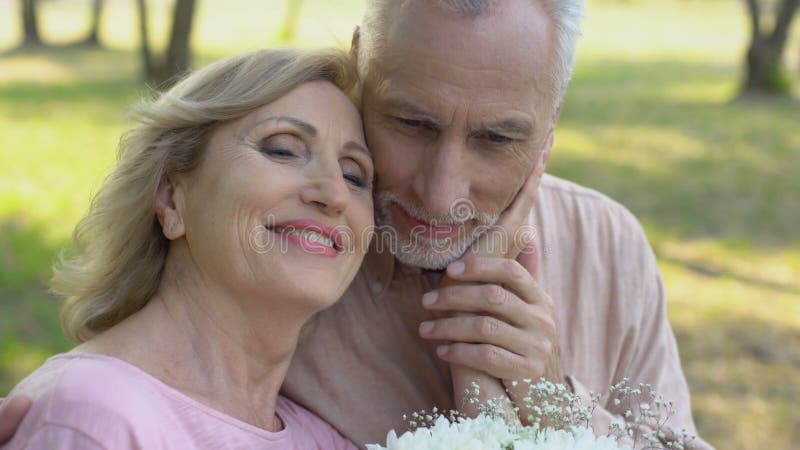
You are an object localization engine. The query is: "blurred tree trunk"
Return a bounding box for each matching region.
[136,0,154,80]
[136,0,197,88]
[161,0,196,82]
[20,0,42,46]
[277,0,304,43]
[83,0,105,46]
[741,0,800,96]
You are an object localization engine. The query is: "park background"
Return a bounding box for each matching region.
[0,0,798,448]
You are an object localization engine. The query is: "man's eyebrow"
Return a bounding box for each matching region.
[469,119,534,136]
[383,97,441,125]
[253,116,318,136]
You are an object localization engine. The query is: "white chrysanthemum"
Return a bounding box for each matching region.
[366,414,516,450]
[367,415,633,450]
[514,426,633,450]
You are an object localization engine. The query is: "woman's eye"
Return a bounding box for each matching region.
[258,134,304,158]
[260,147,296,158]
[340,159,369,189]
[343,173,366,188]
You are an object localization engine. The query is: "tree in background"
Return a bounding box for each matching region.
[741,0,800,96]
[137,0,197,88]
[82,0,105,46]
[277,0,305,43]
[19,0,42,47]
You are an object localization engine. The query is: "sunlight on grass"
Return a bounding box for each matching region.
[663,260,800,329]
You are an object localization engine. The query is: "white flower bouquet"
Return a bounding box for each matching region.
[367,379,695,450]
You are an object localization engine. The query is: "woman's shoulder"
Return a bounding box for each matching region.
[276,396,358,449]
[16,353,160,409]
[7,353,172,448]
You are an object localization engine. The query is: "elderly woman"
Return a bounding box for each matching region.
[1,48,372,449]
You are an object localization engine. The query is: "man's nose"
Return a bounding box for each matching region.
[412,137,470,217]
[300,162,349,216]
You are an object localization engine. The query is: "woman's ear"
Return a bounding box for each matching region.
[155,174,186,240]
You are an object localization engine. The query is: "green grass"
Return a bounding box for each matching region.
[1,1,799,449]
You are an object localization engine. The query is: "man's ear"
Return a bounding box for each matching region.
[553,103,562,124]
[155,174,186,240]
[537,103,562,171]
[350,26,361,58]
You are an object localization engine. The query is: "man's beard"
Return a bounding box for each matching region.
[374,191,499,270]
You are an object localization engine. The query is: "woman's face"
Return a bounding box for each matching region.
[173,80,373,313]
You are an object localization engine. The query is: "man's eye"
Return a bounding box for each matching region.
[397,118,425,128]
[485,133,514,144]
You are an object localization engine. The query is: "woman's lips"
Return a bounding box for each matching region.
[280,232,338,258]
[266,219,344,258]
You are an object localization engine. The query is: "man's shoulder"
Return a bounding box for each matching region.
[535,174,655,272]
[538,174,640,226]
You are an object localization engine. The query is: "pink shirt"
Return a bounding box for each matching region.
[284,174,714,449]
[1,353,357,450]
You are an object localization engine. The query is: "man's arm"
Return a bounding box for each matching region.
[0,396,32,444]
[566,236,714,450]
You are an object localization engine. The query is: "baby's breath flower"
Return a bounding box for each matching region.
[372,378,695,450]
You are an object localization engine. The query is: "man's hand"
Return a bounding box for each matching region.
[0,396,32,444]
[419,155,564,417]
[421,255,561,384]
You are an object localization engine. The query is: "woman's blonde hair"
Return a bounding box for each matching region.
[52,48,359,343]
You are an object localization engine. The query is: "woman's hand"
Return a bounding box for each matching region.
[0,396,32,444]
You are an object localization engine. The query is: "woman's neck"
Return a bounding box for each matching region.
[80,252,311,432]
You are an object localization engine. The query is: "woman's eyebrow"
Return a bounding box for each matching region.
[344,140,371,156]
[252,115,318,136]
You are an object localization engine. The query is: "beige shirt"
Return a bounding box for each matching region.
[283,174,713,449]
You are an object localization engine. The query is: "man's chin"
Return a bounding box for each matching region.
[387,238,472,270]
[391,250,457,270]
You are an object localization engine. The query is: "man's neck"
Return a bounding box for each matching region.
[422,268,445,289]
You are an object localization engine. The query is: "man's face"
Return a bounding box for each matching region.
[361,0,557,269]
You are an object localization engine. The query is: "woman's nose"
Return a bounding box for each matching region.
[300,165,349,216]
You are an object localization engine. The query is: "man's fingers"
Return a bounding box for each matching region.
[436,343,543,381]
[422,284,531,328]
[470,166,541,259]
[446,257,553,311]
[498,164,541,232]
[0,396,32,444]
[516,239,540,280]
[419,315,537,356]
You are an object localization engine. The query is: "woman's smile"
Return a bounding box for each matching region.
[266,218,347,258]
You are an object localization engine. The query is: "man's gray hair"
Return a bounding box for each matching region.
[359,0,585,109]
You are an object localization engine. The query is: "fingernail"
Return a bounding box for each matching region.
[436,345,449,356]
[422,291,438,307]
[448,261,465,275]
[419,321,434,335]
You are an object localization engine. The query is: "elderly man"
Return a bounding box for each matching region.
[0,0,713,448]
[284,0,712,448]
